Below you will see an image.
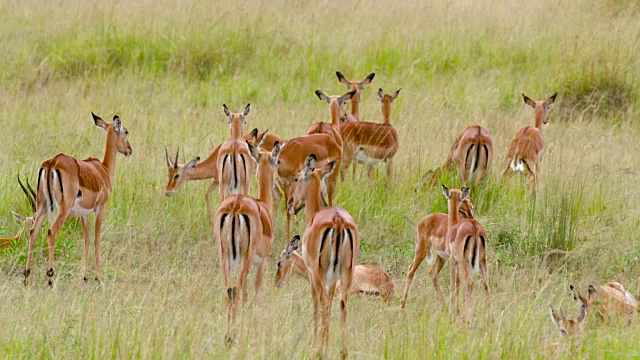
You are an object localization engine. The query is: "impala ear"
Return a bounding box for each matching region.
[460,187,470,201]
[315,90,330,103]
[336,71,350,86]
[522,93,536,108]
[289,235,301,251]
[378,88,384,101]
[249,128,259,140]
[256,129,268,147]
[361,72,375,86]
[588,285,598,300]
[223,104,232,121]
[112,115,122,133]
[303,154,317,178]
[12,211,25,223]
[576,305,587,323]
[270,142,281,166]
[338,90,357,104]
[441,184,450,199]
[319,160,337,180]
[186,157,200,169]
[550,305,563,324]
[92,112,109,130]
[545,93,558,106]
[242,103,251,121]
[246,141,261,163]
[391,88,401,101]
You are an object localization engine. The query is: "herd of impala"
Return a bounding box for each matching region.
[2,70,638,355]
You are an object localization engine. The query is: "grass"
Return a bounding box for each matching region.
[1,0,640,357]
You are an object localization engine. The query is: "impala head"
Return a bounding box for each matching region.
[441,184,470,209]
[164,147,200,197]
[287,154,337,215]
[223,103,251,137]
[378,88,401,123]
[458,197,474,219]
[570,284,598,315]
[315,90,356,122]
[550,305,586,336]
[13,175,36,231]
[247,128,268,149]
[247,137,281,177]
[336,71,375,103]
[92,112,133,157]
[275,235,301,286]
[522,93,557,127]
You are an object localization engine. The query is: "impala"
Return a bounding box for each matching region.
[165,129,284,216]
[440,125,493,186]
[441,185,489,316]
[335,71,375,122]
[550,305,586,336]
[275,242,393,302]
[24,112,132,286]
[570,283,639,320]
[310,89,356,150]
[502,93,557,189]
[277,133,342,239]
[400,197,475,308]
[217,104,253,198]
[287,155,359,358]
[0,177,36,249]
[213,140,281,342]
[340,88,400,182]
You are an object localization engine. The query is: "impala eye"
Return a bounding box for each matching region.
[174,174,180,181]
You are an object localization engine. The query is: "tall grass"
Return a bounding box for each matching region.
[1,0,640,357]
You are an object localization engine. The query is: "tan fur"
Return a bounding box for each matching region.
[216,104,253,199]
[445,125,494,186]
[340,88,400,183]
[24,113,132,286]
[286,155,359,358]
[550,305,586,336]
[335,71,375,122]
[571,282,639,321]
[501,93,557,190]
[400,199,474,308]
[0,177,36,249]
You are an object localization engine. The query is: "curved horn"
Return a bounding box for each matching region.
[174,147,179,169]
[26,177,37,210]
[17,175,36,213]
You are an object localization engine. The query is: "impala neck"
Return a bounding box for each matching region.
[534,107,544,130]
[102,129,118,180]
[447,197,460,227]
[306,175,324,226]
[350,92,361,119]
[230,118,243,138]
[257,160,274,210]
[291,252,308,278]
[329,101,341,126]
[381,99,392,124]
[186,152,217,180]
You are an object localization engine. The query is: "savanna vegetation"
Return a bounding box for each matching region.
[1,0,639,357]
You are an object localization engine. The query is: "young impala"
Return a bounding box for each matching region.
[277,133,342,239]
[442,185,489,316]
[287,155,359,358]
[213,140,281,343]
[335,71,375,122]
[502,93,557,189]
[340,88,400,182]
[217,104,253,198]
[275,242,393,302]
[550,305,586,336]
[442,125,493,186]
[24,112,132,286]
[0,177,36,249]
[400,197,475,308]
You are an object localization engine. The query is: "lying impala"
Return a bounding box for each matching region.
[441,185,489,316]
[340,88,400,182]
[217,104,253,198]
[550,305,586,336]
[275,243,394,302]
[278,133,342,239]
[502,93,557,189]
[287,155,359,358]
[570,283,639,320]
[0,177,36,249]
[400,196,475,308]
[436,125,493,186]
[213,140,281,343]
[24,112,132,286]
[165,129,284,215]
[335,71,376,122]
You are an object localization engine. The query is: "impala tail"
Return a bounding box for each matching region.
[464,234,486,274]
[466,143,490,184]
[320,214,355,292]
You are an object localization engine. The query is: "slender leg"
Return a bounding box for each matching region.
[47,208,71,286]
[400,239,429,308]
[205,180,219,225]
[480,258,490,296]
[386,158,393,186]
[459,262,474,322]
[339,274,352,359]
[253,258,267,303]
[310,275,321,356]
[327,159,340,207]
[449,259,458,316]
[430,256,446,303]
[24,209,46,286]
[94,206,104,283]
[81,216,91,281]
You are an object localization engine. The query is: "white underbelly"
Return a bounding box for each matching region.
[355,149,384,165]
[69,202,95,217]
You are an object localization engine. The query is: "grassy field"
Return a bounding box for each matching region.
[1,0,640,357]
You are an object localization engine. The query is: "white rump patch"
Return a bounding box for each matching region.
[355,149,384,165]
[510,158,525,173]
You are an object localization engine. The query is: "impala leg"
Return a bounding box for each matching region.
[220,243,235,344]
[366,165,375,181]
[327,159,340,207]
[459,262,474,322]
[254,258,267,303]
[386,158,393,186]
[320,287,331,358]
[481,258,490,296]
[205,180,219,225]
[47,208,71,286]
[400,239,429,309]
[430,256,446,304]
[309,275,321,357]
[94,206,105,283]
[339,274,353,359]
[81,216,91,282]
[449,259,459,315]
[24,209,46,286]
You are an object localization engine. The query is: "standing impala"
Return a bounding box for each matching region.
[400,197,475,308]
[24,112,132,286]
[441,185,489,316]
[310,89,356,150]
[440,125,493,186]
[0,177,36,249]
[287,155,359,358]
[502,93,557,189]
[340,88,400,182]
[217,104,253,198]
[335,71,375,122]
[214,140,281,343]
[277,133,342,239]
